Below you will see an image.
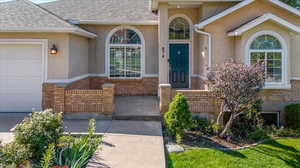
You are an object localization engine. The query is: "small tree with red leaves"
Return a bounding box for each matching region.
[207,60,265,138]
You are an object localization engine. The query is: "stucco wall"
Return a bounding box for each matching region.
[202,0,300,78]
[69,34,89,78]
[82,25,159,75]
[0,33,70,80]
[201,2,238,20]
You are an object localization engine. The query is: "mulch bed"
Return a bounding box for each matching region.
[164,130,256,150]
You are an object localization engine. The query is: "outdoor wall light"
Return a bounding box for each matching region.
[50,44,58,55]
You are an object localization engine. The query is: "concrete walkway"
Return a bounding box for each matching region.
[87,120,166,168]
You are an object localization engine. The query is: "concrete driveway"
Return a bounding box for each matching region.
[0,114,166,168]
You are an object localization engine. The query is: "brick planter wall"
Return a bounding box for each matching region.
[65,90,104,113]
[90,77,158,96]
[42,77,115,115]
[159,81,300,123]
[159,84,220,118]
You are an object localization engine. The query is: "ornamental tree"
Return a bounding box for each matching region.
[207,60,265,138]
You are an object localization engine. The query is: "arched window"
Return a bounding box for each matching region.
[169,17,190,40]
[249,34,283,83]
[108,28,143,78]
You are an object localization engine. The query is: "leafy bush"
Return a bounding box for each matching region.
[164,93,192,143]
[207,60,265,137]
[285,104,300,129]
[190,117,213,135]
[248,129,270,141]
[230,100,264,140]
[0,142,31,167]
[55,119,101,168]
[13,110,64,161]
[264,125,300,137]
[40,144,55,168]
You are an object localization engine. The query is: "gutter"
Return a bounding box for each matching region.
[194,27,212,68]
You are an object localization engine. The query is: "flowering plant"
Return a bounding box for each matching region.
[207,59,265,138]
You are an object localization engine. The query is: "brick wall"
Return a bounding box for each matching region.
[42,83,55,109]
[191,76,206,90]
[42,77,115,114]
[159,84,219,118]
[160,81,300,121]
[66,77,90,90]
[90,77,158,96]
[64,90,104,113]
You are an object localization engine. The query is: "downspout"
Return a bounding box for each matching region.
[194,27,212,68]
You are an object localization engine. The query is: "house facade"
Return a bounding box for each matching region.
[1,0,300,124]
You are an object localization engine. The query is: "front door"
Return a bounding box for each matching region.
[169,43,189,88]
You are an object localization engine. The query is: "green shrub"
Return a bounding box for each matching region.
[264,125,300,137]
[13,109,63,161]
[230,100,264,140]
[190,117,213,135]
[164,93,192,143]
[55,119,101,168]
[40,144,55,168]
[248,129,270,141]
[0,142,31,167]
[285,104,300,129]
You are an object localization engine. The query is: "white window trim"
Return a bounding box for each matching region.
[0,39,48,83]
[261,111,280,126]
[168,14,193,88]
[105,26,145,79]
[245,30,290,89]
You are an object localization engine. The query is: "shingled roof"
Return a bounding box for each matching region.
[41,0,158,25]
[0,0,96,38]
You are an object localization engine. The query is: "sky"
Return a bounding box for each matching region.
[0,0,57,3]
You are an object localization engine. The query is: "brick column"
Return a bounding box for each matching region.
[102,83,115,115]
[53,85,65,113]
[159,84,172,114]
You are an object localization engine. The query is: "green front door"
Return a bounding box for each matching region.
[169,43,189,88]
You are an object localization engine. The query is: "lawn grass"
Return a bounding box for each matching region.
[168,138,300,168]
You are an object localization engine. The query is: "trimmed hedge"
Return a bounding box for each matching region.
[285,104,300,129]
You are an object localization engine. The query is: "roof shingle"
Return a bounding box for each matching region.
[41,0,158,25]
[0,0,96,38]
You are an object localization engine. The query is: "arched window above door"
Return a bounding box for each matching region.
[169,17,190,40]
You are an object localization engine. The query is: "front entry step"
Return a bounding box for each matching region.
[114,96,161,121]
[112,115,162,121]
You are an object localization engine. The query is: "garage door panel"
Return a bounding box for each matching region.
[0,43,44,112]
[4,61,42,76]
[1,44,42,60]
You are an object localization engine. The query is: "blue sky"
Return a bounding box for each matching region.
[0,0,57,3]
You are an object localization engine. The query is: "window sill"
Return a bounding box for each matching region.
[263,83,291,89]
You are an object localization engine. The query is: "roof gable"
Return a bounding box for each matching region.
[0,0,96,38]
[228,13,300,36]
[195,0,300,29]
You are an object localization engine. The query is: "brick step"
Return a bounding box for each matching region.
[112,115,162,121]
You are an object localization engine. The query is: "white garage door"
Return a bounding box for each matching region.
[0,43,44,112]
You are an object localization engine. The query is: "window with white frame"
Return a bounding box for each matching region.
[108,28,142,78]
[249,34,283,83]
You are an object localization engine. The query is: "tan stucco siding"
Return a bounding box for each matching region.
[201,2,238,20]
[69,34,89,78]
[203,0,300,76]
[0,33,70,80]
[82,25,159,75]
